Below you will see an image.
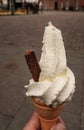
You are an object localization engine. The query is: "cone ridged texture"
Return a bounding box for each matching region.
[32,97,64,130]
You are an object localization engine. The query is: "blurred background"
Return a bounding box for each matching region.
[0,1,84,130]
[0,0,84,15]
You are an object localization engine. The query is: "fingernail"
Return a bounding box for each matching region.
[54,123,66,130]
[50,123,66,130]
[50,125,56,130]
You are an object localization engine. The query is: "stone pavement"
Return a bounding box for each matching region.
[0,11,84,130]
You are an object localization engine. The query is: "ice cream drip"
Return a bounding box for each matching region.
[25,22,76,107]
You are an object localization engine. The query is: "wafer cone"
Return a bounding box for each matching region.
[32,97,64,130]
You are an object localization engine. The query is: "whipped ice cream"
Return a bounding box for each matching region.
[25,22,76,107]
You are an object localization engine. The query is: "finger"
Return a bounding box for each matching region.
[29,112,41,129]
[23,112,41,130]
[50,123,66,130]
[56,116,65,126]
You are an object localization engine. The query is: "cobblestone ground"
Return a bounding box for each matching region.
[0,11,84,130]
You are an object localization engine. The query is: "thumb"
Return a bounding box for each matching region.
[50,123,66,130]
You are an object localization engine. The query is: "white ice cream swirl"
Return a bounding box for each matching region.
[25,22,75,107]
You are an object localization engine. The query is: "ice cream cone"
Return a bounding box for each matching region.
[32,97,64,130]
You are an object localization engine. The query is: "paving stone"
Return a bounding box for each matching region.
[7,98,34,130]
[81,78,84,130]
[81,104,84,130]
[81,69,84,107]
[0,114,13,130]
[0,55,32,116]
[0,76,25,116]
[62,111,80,130]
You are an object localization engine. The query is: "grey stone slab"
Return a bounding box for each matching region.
[82,95,84,110]
[81,80,84,130]
[0,114,13,130]
[0,56,32,116]
[0,77,25,116]
[67,53,84,93]
[7,98,34,130]
[61,111,80,130]
[64,99,81,116]
[63,53,84,115]
[81,70,84,107]
[81,105,84,130]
